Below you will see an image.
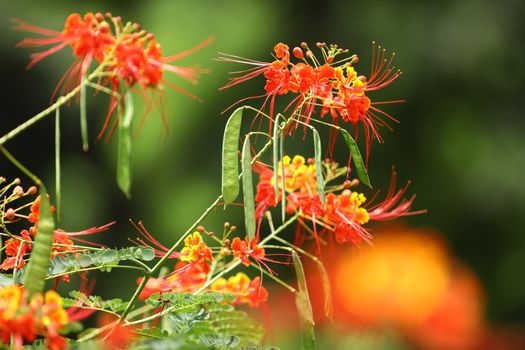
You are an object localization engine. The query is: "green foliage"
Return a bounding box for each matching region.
[312,128,325,205]
[63,290,129,313]
[222,106,244,207]
[80,77,89,152]
[143,292,264,349]
[241,135,255,239]
[117,91,135,198]
[273,114,286,222]
[23,186,55,295]
[340,129,370,188]
[145,291,235,309]
[42,246,154,277]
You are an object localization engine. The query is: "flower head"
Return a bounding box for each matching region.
[14,12,211,139]
[254,155,424,246]
[219,42,402,162]
[231,236,266,267]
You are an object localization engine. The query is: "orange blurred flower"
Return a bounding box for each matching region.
[0,285,68,350]
[307,225,486,350]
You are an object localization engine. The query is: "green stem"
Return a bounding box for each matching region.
[251,261,296,292]
[80,76,89,152]
[0,65,104,147]
[46,264,147,280]
[0,146,42,186]
[119,134,278,321]
[55,103,61,222]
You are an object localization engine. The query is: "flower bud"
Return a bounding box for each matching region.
[293,47,303,59]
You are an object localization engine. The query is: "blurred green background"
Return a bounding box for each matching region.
[1,0,524,347]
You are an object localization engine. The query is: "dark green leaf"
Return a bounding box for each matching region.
[117,91,134,198]
[292,251,316,350]
[23,186,55,295]
[222,106,244,207]
[340,129,371,187]
[241,136,255,240]
[312,129,325,205]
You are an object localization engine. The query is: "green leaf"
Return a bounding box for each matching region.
[117,91,134,198]
[55,106,61,221]
[340,129,371,187]
[273,114,285,204]
[273,114,287,222]
[316,261,333,321]
[80,77,89,152]
[241,136,255,240]
[135,246,155,261]
[222,106,244,207]
[64,291,129,312]
[312,128,325,205]
[23,186,55,295]
[292,251,316,350]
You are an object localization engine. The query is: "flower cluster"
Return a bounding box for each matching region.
[14,12,210,138]
[255,155,424,245]
[219,42,401,161]
[0,178,113,276]
[210,272,268,308]
[135,228,272,308]
[0,285,68,350]
[138,231,214,299]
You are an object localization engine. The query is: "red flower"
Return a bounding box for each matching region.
[231,236,266,267]
[219,42,402,162]
[254,155,425,246]
[15,12,211,140]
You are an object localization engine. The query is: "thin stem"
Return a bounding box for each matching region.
[251,261,296,292]
[0,146,42,186]
[46,264,147,280]
[0,65,104,147]
[85,81,121,98]
[118,271,150,320]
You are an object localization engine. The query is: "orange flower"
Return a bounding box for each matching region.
[210,272,268,308]
[255,155,424,246]
[306,226,485,350]
[179,232,213,265]
[98,314,136,350]
[231,236,266,267]
[0,192,115,275]
[219,42,402,162]
[137,231,213,298]
[0,286,68,350]
[14,12,211,139]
